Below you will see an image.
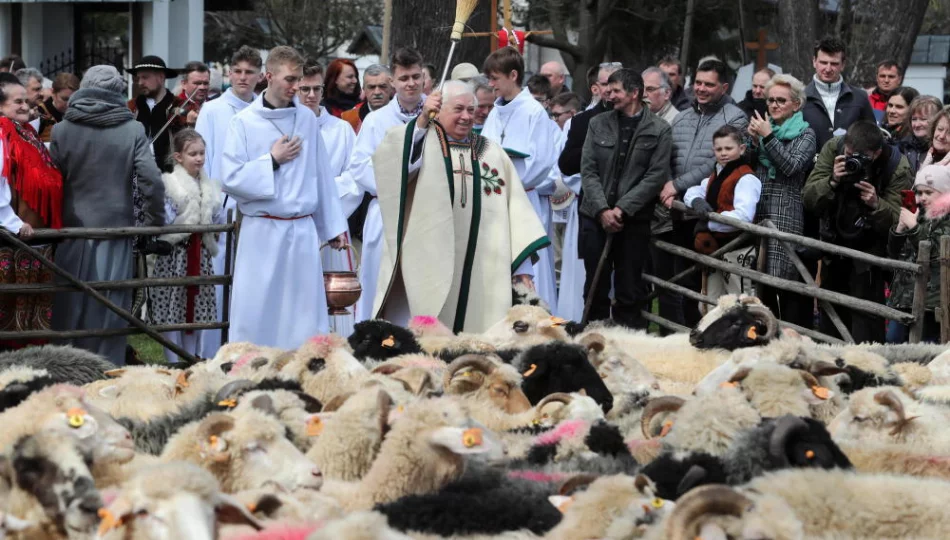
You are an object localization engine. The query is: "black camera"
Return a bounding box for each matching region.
[840,152,874,182]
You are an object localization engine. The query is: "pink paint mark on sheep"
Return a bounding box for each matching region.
[308,335,332,346]
[229,352,258,375]
[398,356,444,370]
[410,315,440,328]
[535,419,587,446]
[627,438,661,452]
[49,384,84,397]
[507,470,569,483]
[230,524,321,540]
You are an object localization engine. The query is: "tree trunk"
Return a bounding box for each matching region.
[390,0,490,71]
[775,0,822,81]
[680,0,696,71]
[845,0,930,87]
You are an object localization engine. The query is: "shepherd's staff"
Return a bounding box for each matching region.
[429,0,481,119]
[149,86,201,145]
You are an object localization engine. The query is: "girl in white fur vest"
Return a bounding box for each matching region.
[149,129,222,363]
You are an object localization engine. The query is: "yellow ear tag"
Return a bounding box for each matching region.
[805,450,816,459]
[217,399,237,408]
[462,428,483,448]
[523,364,537,377]
[306,417,324,437]
[746,326,758,340]
[659,420,674,437]
[811,386,830,400]
[97,508,123,535]
[67,407,86,428]
[381,335,396,348]
[651,498,664,509]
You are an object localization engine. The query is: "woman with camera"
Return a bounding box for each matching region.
[747,74,817,328]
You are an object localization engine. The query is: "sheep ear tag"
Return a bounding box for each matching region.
[97,507,129,536]
[381,335,396,348]
[428,427,492,454]
[548,495,574,514]
[305,415,326,437]
[202,435,230,462]
[746,325,758,340]
[523,364,538,377]
[803,385,833,404]
[66,407,98,438]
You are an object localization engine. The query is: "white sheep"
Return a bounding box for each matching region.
[279,334,370,403]
[828,386,950,452]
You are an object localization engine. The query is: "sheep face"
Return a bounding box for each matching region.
[482,305,570,347]
[87,366,181,421]
[191,411,321,493]
[97,463,262,540]
[689,295,778,351]
[581,333,659,395]
[443,355,532,414]
[282,334,369,403]
[349,320,423,362]
[6,431,102,538]
[518,342,614,413]
[828,387,931,445]
[32,385,135,465]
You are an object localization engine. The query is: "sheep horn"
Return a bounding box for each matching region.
[675,465,709,497]
[798,370,822,389]
[640,396,686,439]
[745,303,778,340]
[444,354,497,388]
[874,390,919,437]
[578,333,606,353]
[667,484,751,540]
[809,360,848,376]
[535,393,574,409]
[558,473,599,496]
[213,379,257,404]
[321,392,354,413]
[768,414,810,466]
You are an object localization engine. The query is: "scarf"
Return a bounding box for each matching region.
[64,88,134,127]
[322,91,361,116]
[0,117,63,229]
[757,111,809,180]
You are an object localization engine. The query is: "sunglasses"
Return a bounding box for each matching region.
[766,97,792,106]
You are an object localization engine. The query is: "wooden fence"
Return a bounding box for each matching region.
[0,221,236,364]
[645,200,938,344]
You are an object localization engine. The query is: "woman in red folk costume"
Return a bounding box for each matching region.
[0,73,63,341]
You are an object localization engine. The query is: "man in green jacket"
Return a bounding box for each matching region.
[803,120,912,343]
[580,68,672,327]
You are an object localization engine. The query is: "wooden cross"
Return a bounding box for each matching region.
[453,153,474,207]
[745,29,778,71]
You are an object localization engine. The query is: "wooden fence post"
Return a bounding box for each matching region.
[941,236,950,343]
[910,240,932,343]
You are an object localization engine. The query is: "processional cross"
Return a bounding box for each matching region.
[745,29,778,71]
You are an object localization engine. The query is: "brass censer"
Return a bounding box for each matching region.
[321,243,362,315]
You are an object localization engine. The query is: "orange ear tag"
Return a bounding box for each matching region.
[306,416,324,437]
[805,450,816,459]
[746,326,758,340]
[550,317,568,327]
[217,399,237,408]
[97,508,123,536]
[523,364,537,377]
[462,428,483,448]
[557,497,574,513]
[811,386,830,400]
[720,381,739,389]
[246,502,257,513]
[381,335,396,348]
[659,420,674,437]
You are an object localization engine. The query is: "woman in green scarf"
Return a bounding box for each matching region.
[747,73,817,328]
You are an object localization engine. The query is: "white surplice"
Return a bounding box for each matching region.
[194,88,255,357]
[221,92,347,349]
[480,88,559,309]
[339,96,424,323]
[553,123,586,321]
[314,106,358,337]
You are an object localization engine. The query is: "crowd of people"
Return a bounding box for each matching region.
[0,34,947,365]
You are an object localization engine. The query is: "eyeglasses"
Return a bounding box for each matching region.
[298,85,324,95]
[599,62,623,68]
[766,97,793,106]
[644,86,666,93]
[549,110,574,120]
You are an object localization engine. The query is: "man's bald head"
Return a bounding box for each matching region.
[540,61,567,94]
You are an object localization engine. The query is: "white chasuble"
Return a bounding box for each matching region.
[373,122,549,333]
[480,88,559,310]
[221,93,347,349]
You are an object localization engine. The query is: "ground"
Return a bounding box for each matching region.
[129,334,166,364]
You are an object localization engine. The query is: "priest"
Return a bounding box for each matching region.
[221,46,347,349]
[480,47,560,310]
[372,81,549,333]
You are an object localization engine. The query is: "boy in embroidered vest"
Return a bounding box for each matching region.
[684,125,762,305]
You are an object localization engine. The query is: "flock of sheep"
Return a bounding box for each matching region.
[1,294,950,539]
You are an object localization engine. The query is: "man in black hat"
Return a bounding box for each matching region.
[127,55,187,172]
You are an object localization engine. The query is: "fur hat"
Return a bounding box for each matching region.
[80,65,127,95]
[914,165,950,194]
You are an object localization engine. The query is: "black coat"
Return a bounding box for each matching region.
[801,80,876,151]
[128,91,183,173]
[737,90,766,120]
[558,101,610,176]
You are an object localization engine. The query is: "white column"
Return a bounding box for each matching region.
[20,3,44,67]
[142,0,171,61]
[0,5,11,59]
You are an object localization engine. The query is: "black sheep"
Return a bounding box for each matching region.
[640,451,728,500]
[689,299,777,350]
[375,463,562,536]
[0,373,57,413]
[0,345,115,385]
[348,320,423,362]
[517,342,613,413]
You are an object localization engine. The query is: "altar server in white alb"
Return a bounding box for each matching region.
[298,60,359,336]
[194,45,262,357]
[221,46,347,349]
[340,47,426,323]
[480,47,560,309]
